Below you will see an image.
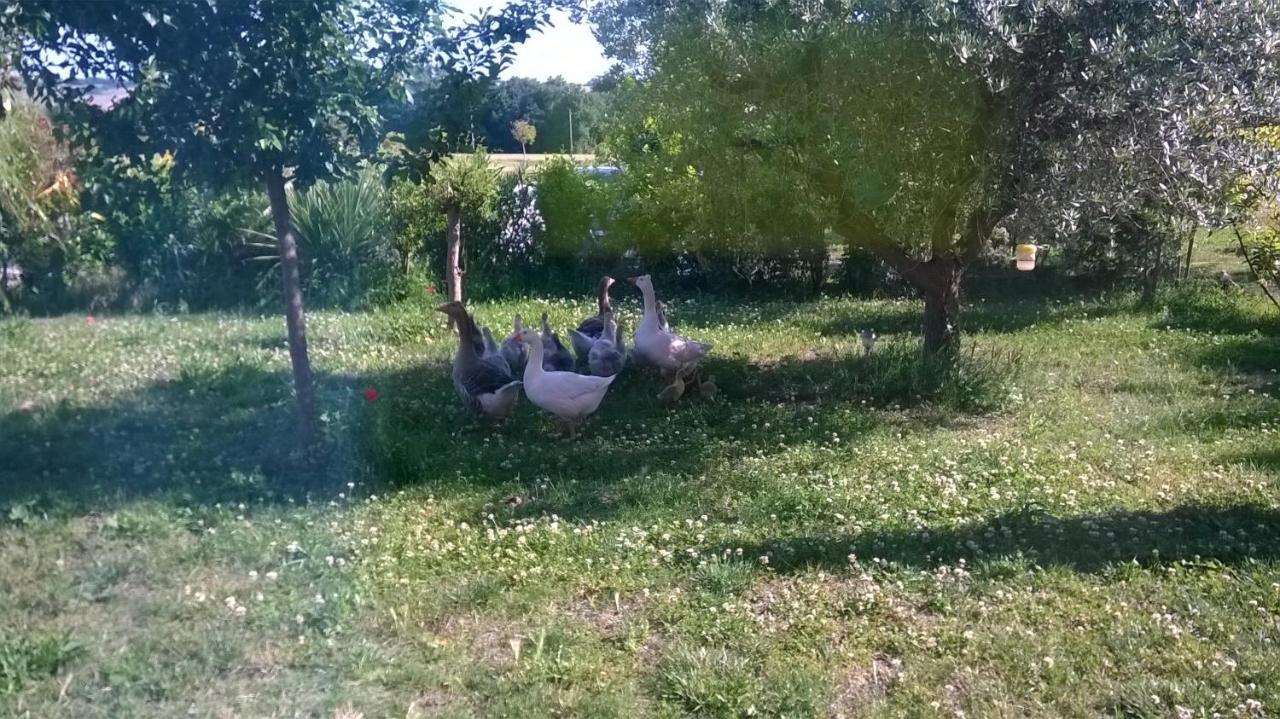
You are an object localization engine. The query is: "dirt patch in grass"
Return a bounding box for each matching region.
[561,593,646,641]
[405,689,469,718]
[828,654,904,718]
[745,574,881,635]
[431,615,528,668]
[235,639,292,681]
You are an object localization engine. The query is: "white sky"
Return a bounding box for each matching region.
[446,1,611,85]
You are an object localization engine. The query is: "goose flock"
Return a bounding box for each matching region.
[437,274,713,438]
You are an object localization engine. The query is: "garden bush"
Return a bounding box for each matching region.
[79,152,273,311]
[0,95,94,311]
[284,170,396,309]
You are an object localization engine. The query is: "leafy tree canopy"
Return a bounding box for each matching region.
[595,0,1280,351]
[3,0,561,185]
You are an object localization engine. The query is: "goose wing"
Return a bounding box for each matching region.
[576,316,605,338]
[549,373,615,402]
[459,357,516,396]
[670,335,713,364]
[570,329,596,361]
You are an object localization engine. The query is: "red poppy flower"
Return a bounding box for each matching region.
[86,316,97,325]
[363,386,379,402]
[426,286,436,295]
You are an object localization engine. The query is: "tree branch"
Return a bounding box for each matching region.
[1232,223,1280,313]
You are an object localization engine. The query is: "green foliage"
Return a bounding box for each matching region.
[1240,224,1280,295]
[603,19,982,264]
[6,0,442,190]
[1058,214,1180,290]
[511,119,537,151]
[388,175,445,275]
[0,93,87,308]
[76,151,273,311]
[533,156,605,258]
[425,151,500,216]
[285,171,395,309]
[0,95,64,241]
[387,162,551,299]
[388,74,615,154]
[0,632,80,696]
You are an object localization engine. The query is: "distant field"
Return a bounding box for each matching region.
[478,153,598,174]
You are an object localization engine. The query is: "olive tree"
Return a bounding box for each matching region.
[593,0,1280,354]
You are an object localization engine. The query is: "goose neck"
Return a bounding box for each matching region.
[523,338,545,381]
[639,282,657,321]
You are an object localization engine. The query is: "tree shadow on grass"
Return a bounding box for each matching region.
[818,292,1137,339]
[355,343,1015,522]
[0,363,361,515]
[2,331,1008,522]
[1182,335,1280,378]
[357,355,890,522]
[715,503,1280,575]
[0,351,883,522]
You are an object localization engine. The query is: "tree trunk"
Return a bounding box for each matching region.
[805,246,825,294]
[445,205,464,303]
[0,257,10,314]
[1182,227,1196,280]
[829,199,972,358]
[922,263,962,357]
[1139,237,1166,307]
[264,168,317,447]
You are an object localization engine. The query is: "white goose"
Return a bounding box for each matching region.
[514,326,616,438]
[629,274,712,381]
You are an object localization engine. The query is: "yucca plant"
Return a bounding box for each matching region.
[243,170,394,308]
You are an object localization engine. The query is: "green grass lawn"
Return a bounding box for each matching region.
[2,274,1279,717]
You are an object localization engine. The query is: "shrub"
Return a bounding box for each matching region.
[0,95,89,310]
[388,175,444,276]
[392,159,565,299]
[75,151,273,311]
[1237,221,1280,309]
[285,170,395,308]
[534,156,598,258]
[64,261,128,311]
